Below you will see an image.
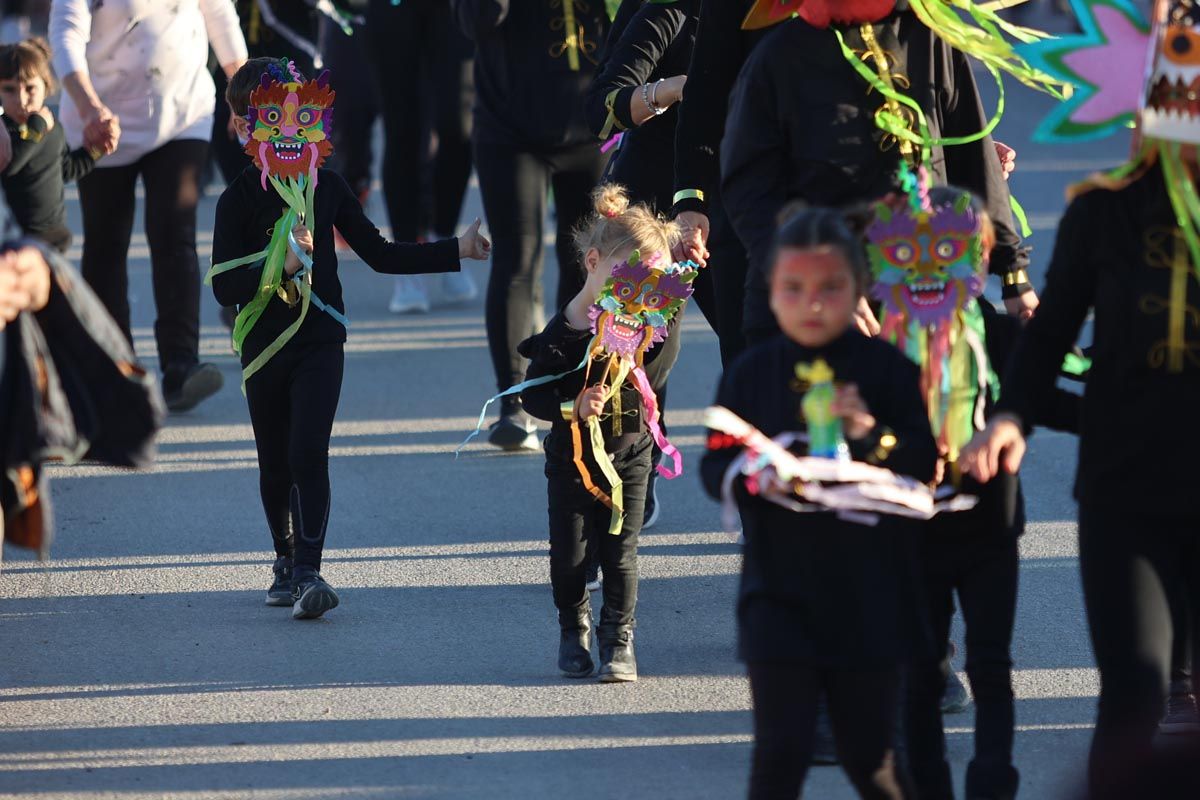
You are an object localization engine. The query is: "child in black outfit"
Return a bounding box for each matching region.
[0,38,109,253]
[210,57,490,620]
[519,185,682,682]
[701,207,937,799]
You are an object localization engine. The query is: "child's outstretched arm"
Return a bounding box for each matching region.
[331,172,471,276]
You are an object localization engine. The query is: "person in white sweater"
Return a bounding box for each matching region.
[44,0,247,412]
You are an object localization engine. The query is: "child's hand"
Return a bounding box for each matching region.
[831,383,876,440]
[854,297,881,337]
[36,107,54,131]
[292,224,314,255]
[458,217,491,261]
[575,384,607,420]
[959,414,1025,483]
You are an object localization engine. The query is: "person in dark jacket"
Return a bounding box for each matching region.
[721,11,1035,347]
[702,207,937,799]
[210,59,490,621]
[453,0,610,452]
[520,185,682,683]
[0,38,103,253]
[962,160,1200,799]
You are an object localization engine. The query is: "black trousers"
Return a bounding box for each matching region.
[245,341,344,573]
[77,139,208,375]
[547,436,652,632]
[747,660,911,799]
[318,16,381,198]
[1078,504,1200,798]
[707,195,749,366]
[906,535,1019,800]
[367,0,474,241]
[475,138,605,392]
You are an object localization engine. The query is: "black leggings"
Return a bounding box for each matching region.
[906,535,1019,800]
[475,138,605,392]
[318,16,380,198]
[367,0,474,240]
[77,138,208,374]
[1078,504,1200,798]
[245,341,345,573]
[547,436,652,632]
[746,661,910,799]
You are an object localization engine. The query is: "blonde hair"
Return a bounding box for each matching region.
[0,38,55,94]
[573,184,680,267]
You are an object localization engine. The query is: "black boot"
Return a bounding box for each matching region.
[558,607,594,678]
[597,624,637,683]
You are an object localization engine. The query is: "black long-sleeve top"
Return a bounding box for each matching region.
[584,0,698,211]
[211,165,460,368]
[453,0,610,149]
[721,14,1030,333]
[700,330,937,666]
[996,165,1200,514]
[671,0,761,217]
[519,310,682,458]
[1,113,94,253]
[928,300,1081,540]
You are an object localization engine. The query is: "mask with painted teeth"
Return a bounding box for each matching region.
[588,251,698,360]
[1141,1,1200,143]
[244,61,335,190]
[866,165,984,328]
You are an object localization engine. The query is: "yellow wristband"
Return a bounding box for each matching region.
[1002,269,1030,287]
[672,189,705,205]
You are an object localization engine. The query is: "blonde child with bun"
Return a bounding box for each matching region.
[519,184,681,682]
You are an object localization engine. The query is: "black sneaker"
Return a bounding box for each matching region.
[1161,688,1200,735]
[163,362,224,413]
[265,556,292,606]
[291,571,340,620]
[488,408,539,452]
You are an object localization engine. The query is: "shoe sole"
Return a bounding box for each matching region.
[598,671,637,683]
[165,366,224,413]
[488,426,539,452]
[561,665,595,679]
[292,585,340,620]
[265,593,292,607]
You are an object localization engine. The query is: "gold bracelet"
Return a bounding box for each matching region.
[1002,269,1030,287]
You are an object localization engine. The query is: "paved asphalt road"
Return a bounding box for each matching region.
[0,9,1139,799]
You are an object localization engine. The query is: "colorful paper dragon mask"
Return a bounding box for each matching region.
[588,252,697,360]
[245,60,335,190]
[867,166,985,328]
[1142,1,1200,143]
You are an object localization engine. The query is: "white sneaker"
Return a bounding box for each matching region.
[389,276,430,314]
[441,271,478,304]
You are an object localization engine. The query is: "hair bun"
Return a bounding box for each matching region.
[593,184,630,219]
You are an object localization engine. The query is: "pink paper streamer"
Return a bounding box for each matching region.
[600,132,625,154]
[631,366,682,479]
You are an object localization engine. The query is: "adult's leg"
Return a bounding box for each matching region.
[210,67,245,186]
[139,139,208,374]
[958,537,1020,800]
[548,142,605,310]
[1078,505,1175,797]
[825,667,910,800]
[367,0,424,243]
[320,16,379,198]
[708,197,748,365]
[77,163,139,343]
[476,139,550,392]
[245,347,296,560]
[286,343,345,574]
[428,2,475,239]
[746,660,821,799]
[905,549,957,800]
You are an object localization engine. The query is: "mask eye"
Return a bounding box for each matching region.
[886,241,917,266]
[642,291,667,310]
[296,108,318,126]
[262,107,282,125]
[613,280,637,300]
[933,238,967,263]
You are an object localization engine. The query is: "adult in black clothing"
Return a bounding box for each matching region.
[454,0,610,451]
[670,0,762,366]
[701,208,937,799]
[317,7,378,207]
[962,163,1200,799]
[368,0,478,314]
[720,12,1034,346]
[583,0,716,330]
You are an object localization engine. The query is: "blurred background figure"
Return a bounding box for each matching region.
[368,0,478,316]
